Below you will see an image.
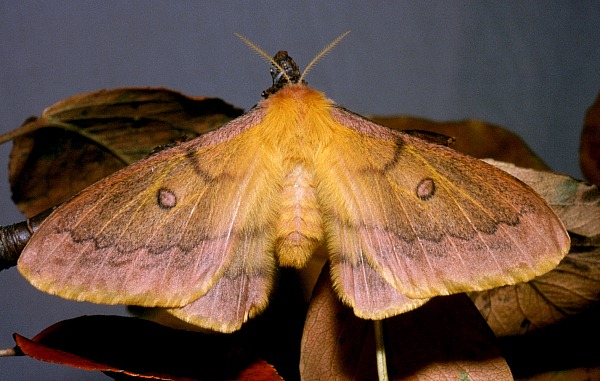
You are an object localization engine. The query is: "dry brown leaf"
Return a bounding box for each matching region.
[0,88,242,217]
[370,115,549,170]
[300,264,512,381]
[300,266,375,380]
[580,92,600,186]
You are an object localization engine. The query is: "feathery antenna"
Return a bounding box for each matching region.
[235,33,291,83]
[300,30,350,82]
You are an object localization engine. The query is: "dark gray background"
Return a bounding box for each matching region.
[1,2,599,380]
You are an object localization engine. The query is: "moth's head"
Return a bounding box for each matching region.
[270,51,301,85]
[262,51,304,98]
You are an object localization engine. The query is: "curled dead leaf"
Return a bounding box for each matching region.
[0,88,242,217]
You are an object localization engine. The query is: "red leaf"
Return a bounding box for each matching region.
[13,315,283,381]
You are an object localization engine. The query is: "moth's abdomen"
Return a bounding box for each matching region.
[274,163,323,268]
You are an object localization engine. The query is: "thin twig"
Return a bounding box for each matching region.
[374,319,389,381]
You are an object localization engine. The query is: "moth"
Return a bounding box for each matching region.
[18,33,570,333]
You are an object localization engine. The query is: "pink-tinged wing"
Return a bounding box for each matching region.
[168,233,274,333]
[18,109,280,331]
[320,106,570,319]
